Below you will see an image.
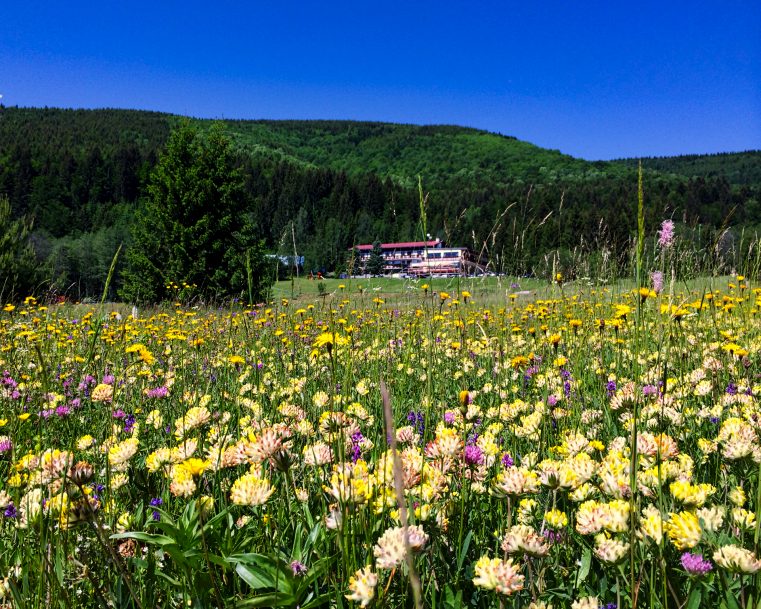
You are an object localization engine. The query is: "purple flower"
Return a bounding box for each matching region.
[290,560,308,576]
[3,503,17,518]
[547,395,558,407]
[464,444,484,467]
[112,409,126,420]
[606,380,617,396]
[150,497,163,507]
[542,529,565,543]
[726,383,738,395]
[651,271,664,294]
[658,219,675,249]
[102,374,115,385]
[147,386,169,399]
[443,411,455,425]
[681,552,712,576]
[501,453,514,468]
[0,438,12,454]
[642,384,659,397]
[350,431,364,463]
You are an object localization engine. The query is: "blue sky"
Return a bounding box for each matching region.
[1,1,759,159]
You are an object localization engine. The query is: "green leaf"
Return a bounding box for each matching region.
[576,547,591,587]
[686,586,702,609]
[457,530,473,571]
[111,531,178,547]
[234,562,279,591]
[300,593,332,609]
[231,592,296,608]
[443,584,463,609]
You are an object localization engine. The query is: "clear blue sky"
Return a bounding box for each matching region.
[1,1,759,159]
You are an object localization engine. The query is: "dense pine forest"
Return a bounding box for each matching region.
[1,106,760,300]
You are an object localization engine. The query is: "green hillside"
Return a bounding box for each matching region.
[619,151,761,186]
[214,119,606,187]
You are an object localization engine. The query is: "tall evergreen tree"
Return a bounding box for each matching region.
[365,241,385,276]
[120,123,272,304]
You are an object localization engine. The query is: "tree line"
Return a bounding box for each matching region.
[0,107,759,302]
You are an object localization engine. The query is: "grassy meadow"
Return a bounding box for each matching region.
[1,276,761,608]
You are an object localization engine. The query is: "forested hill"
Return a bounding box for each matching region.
[218,119,605,187]
[1,106,760,299]
[619,151,761,186]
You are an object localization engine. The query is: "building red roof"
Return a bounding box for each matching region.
[352,240,441,251]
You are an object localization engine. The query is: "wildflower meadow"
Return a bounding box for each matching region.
[1,274,761,609]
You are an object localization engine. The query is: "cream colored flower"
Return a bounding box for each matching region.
[91,383,113,403]
[572,597,599,609]
[501,525,550,557]
[713,545,761,573]
[230,473,273,506]
[108,438,139,472]
[594,533,630,563]
[472,555,524,596]
[373,525,428,570]
[696,505,725,532]
[345,566,377,607]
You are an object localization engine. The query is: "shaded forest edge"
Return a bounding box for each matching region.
[1,106,760,301]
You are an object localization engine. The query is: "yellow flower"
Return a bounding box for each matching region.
[180,458,211,477]
[91,383,114,403]
[313,332,347,349]
[345,566,377,607]
[544,508,569,529]
[228,355,245,365]
[230,473,274,506]
[729,486,746,507]
[665,511,701,550]
[0,419,6,427]
[669,481,715,507]
[18,413,31,421]
[472,555,525,596]
[76,435,95,450]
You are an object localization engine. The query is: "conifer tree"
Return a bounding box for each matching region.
[365,241,385,276]
[120,123,272,304]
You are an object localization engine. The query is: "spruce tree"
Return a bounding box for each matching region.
[365,241,385,276]
[120,123,272,304]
